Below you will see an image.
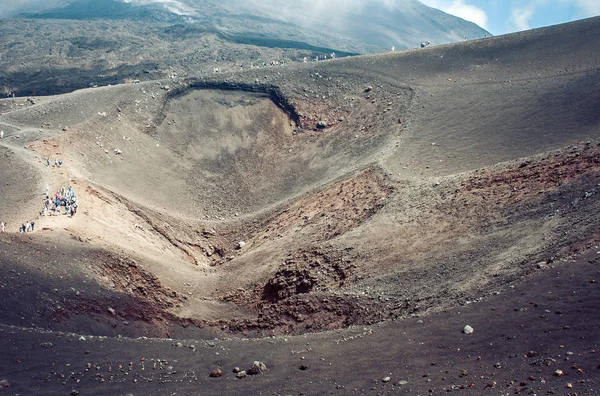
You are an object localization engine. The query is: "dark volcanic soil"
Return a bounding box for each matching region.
[0,249,598,395]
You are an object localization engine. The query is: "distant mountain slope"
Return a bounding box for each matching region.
[221,0,490,50]
[17,0,490,53]
[0,0,490,96]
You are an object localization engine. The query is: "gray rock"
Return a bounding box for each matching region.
[316,121,327,129]
[247,361,267,375]
[463,325,474,335]
[209,368,223,377]
[236,370,247,379]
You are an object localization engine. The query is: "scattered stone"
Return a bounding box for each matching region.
[40,342,53,348]
[209,368,223,378]
[237,241,246,249]
[382,376,391,382]
[175,342,183,347]
[526,351,538,358]
[71,390,79,395]
[232,367,240,373]
[554,369,565,376]
[463,325,474,335]
[494,362,502,369]
[107,307,116,315]
[365,86,373,92]
[397,380,408,385]
[0,380,10,388]
[459,369,468,377]
[316,121,328,129]
[247,361,267,375]
[299,364,308,370]
[235,371,247,379]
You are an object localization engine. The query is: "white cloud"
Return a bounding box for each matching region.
[421,0,489,29]
[509,5,535,31]
[122,0,197,15]
[570,0,600,16]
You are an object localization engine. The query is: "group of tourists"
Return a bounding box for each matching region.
[314,53,336,61]
[43,185,78,218]
[19,221,35,233]
[46,158,63,167]
[7,185,79,233]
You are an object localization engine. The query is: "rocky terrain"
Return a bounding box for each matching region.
[0,0,489,96]
[0,15,598,395]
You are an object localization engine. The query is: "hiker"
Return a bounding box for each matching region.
[1,221,5,233]
[25,222,31,232]
[54,159,58,167]
[30,221,35,232]
[0,130,4,139]
[58,159,62,167]
[46,159,50,166]
[19,224,25,233]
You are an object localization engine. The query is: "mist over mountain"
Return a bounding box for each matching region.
[0,0,489,96]
[13,0,490,53]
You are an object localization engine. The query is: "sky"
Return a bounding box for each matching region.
[420,0,600,35]
[0,0,599,35]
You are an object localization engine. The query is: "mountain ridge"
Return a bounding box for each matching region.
[15,0,490,53]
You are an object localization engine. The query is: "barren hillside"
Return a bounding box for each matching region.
[0,16,598,395]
